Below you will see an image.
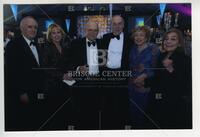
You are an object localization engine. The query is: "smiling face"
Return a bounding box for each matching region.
[134,30,147,47]
[20,17,38,40]
[163,32,180,53]
[50,27,63,44]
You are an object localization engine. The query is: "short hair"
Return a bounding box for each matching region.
[131,25,151,41]
[46,23,66,43]
[20,16,37,30]
[161,28,184,50]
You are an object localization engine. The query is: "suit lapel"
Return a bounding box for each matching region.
[96,39,102,66]
[121,34,127,62]
[104,33,113,64]
[82,38,88,65]
[20,36,40,67]
[35,44,43,66]
[121,34,130,69]
[106,33,113,49]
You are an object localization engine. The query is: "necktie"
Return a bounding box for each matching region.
[88,41,96,47]
[30,41,36,46]
[111,34,120,40]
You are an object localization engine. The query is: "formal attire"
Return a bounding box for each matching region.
[128,43,160,128]
[146,49,192,129]
[101,32,132,129]
[67,37,102,129]
[4,35,46,131]
[41,41,73,130]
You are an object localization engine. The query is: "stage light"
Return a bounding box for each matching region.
[135,18,144,26]
[160,3,166,17]
[10,4,18,21]
[45,20,54,30]
[83,6,88,11]
[169,4,191,16]
[65,18,71,33]
[109,4,113,19]
[156,15,162,26]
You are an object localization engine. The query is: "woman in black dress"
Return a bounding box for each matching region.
[147,28,192,129]
[43,23,72,129]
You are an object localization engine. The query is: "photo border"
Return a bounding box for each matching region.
[1,0,200,137]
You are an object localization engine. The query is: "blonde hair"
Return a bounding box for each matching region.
[46,23,66,43]
[131,26,151,42]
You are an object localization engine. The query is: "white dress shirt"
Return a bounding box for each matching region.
[106,32,124,69]
[23,35,40,65]
[86,38,99,75]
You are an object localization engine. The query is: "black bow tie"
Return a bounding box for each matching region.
[111,34,120,40]
[30,41,36,46]
[87,41,96,47]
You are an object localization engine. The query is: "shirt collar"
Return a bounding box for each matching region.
[86,38,96,43]
[119,32,124,39]
[22,35,34,46]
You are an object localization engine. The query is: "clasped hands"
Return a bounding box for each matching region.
[131,73,147,87]
[162,58,174,73]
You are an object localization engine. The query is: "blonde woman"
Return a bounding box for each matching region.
[43,23,72,129]
[128,26,160,128]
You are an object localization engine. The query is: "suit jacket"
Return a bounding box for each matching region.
[101,33,132,70]
[5,35,45,103]
[42,41,72,91]
[67,37,102,71]
[66,37,102,86]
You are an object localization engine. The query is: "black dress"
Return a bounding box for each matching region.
[146,49,192,129]
[42,42,73,130]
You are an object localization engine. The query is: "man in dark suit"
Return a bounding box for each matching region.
[101,15,132,129]
[102,15,131,70]
[63,21,102,129]
[5,16,46,131]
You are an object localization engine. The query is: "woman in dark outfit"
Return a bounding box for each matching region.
[147,28,192,129]
[42,23,72,130]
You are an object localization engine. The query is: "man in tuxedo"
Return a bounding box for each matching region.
[5,16,46,130]
[63,21,101,129]
[101,15,132,129]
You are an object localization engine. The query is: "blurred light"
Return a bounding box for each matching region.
[135,18,144,26]
[83,6,88,11]
[169,4,191,16]
[10,4,18,21]
[65,18,71,32]
[156,15,161,25]
[45,20,54,30]
[109,4,113,21]
[160,3,166,17]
